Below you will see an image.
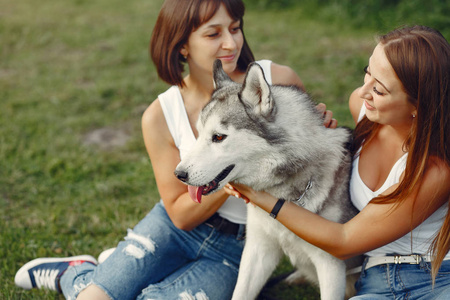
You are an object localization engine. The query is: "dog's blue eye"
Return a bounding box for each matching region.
[212,134,227,143]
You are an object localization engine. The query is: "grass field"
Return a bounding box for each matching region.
[1,0,447,299]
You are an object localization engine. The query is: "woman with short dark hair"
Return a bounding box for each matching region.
[14,1,306,299]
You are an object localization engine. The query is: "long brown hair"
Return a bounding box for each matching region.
[353,25,450,282]
[149,0,254,87]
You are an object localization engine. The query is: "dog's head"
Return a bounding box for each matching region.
[174,60,283,203]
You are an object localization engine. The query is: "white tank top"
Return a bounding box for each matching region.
[158,60,273,224]
[349,105,449,258]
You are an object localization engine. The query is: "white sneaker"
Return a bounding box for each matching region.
[15,255,97,292]
[98,248,116,264]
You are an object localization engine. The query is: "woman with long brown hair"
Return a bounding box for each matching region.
[226,25,450,298]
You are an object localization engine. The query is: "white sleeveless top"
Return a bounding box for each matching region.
[349,105,449,259]
[158,60,273,224]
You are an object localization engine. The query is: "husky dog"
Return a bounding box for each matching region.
[174,60,360,300]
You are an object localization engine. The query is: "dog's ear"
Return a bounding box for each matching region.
[213,59,233,89]
[240,63,274,119]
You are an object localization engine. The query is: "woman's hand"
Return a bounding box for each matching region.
[224,183,277,209]
[224,183,252,203]
[316,103,337,128]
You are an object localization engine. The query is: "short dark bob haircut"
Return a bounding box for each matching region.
[150,0,255,87]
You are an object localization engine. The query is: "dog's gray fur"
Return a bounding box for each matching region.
[175,60,361,300]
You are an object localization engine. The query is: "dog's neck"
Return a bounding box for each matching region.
[293,179,313,206]
[288,179,313,206]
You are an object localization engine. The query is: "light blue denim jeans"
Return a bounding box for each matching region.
[351,256,450,299]
[60,202,245,300]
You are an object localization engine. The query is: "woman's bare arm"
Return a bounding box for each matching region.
[226,159,450,259]
[142,99,230,231]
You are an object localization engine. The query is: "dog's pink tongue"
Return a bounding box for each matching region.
[188,185,203,203]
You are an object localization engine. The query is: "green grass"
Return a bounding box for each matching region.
[0,0,446,299]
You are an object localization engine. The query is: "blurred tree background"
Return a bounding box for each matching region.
[246,0,449,39]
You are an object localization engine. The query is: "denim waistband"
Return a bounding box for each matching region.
[204,213,245,237]
[347,254,447,275]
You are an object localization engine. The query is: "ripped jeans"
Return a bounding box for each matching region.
[60,202,245,300]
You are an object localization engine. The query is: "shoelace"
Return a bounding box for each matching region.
[33,268,60,290]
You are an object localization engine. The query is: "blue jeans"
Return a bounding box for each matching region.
[60,202,245,300]
[351,257,450,299]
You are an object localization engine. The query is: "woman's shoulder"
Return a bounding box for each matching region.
[142,86,181,127]
[269,62,305,91]
[141,96,176,151]
[142,97,165,130]
[158,85,180,103]
[414,156,450,212]
[427,156,450,181]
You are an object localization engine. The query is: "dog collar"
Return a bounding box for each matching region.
[292,179,313,207]
[269,179,313,219]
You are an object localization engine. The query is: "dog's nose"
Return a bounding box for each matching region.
[174,170,188,182]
